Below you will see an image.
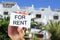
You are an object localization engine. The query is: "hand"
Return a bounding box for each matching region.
[8,26,25,40]
[8,11,27,40]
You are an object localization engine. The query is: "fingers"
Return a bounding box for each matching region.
[17,27,23,34]
[16,11,28,15]
[8,26,25,40]
[17,27,25,37]
[17,27,26,33]
[8,26,14,39]
[8,26,25,36]
[8,26,19,35]
[8,26,13,35]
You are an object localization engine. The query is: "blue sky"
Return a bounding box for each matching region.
[0,0,60,10]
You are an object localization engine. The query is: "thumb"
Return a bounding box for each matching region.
[17,27,25,38]
[17,27,22,32]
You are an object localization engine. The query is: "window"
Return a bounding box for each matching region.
[53,15,59,20]
[31,25,39,29]
[41,9,44,11]
[36,14,41,18]
[4,12,8,15]
[0,15,3,18]
[3,3,15,8]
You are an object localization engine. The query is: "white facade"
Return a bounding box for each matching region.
[0,2,60,24]
[0,2,20,18]
[26,5,60,25]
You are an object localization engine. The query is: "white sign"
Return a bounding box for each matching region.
[9,13,31,28]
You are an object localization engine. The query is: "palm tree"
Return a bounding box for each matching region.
[46,21,60,40]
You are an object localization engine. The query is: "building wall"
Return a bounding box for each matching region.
[0,2,60,24]
[26,6,60,25]
[0,2,20,18]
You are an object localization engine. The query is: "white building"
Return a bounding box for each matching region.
[0,2,20,18]
[0,2,60,24]
[25,5,60,25]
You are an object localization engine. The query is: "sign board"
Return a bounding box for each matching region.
[9,13,31,28]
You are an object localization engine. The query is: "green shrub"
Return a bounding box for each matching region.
[46,21,60,40]
[34,34,38,40]
[0,19,10,40]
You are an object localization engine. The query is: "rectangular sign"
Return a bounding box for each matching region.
[9,13,31,28]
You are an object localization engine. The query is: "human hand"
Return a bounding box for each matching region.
[8,11,27,40]
[8,26,25,40]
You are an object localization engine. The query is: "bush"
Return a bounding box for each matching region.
[0,19,10,40]
[46,21,60,40]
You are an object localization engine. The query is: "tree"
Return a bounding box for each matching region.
[46,21,60,40]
